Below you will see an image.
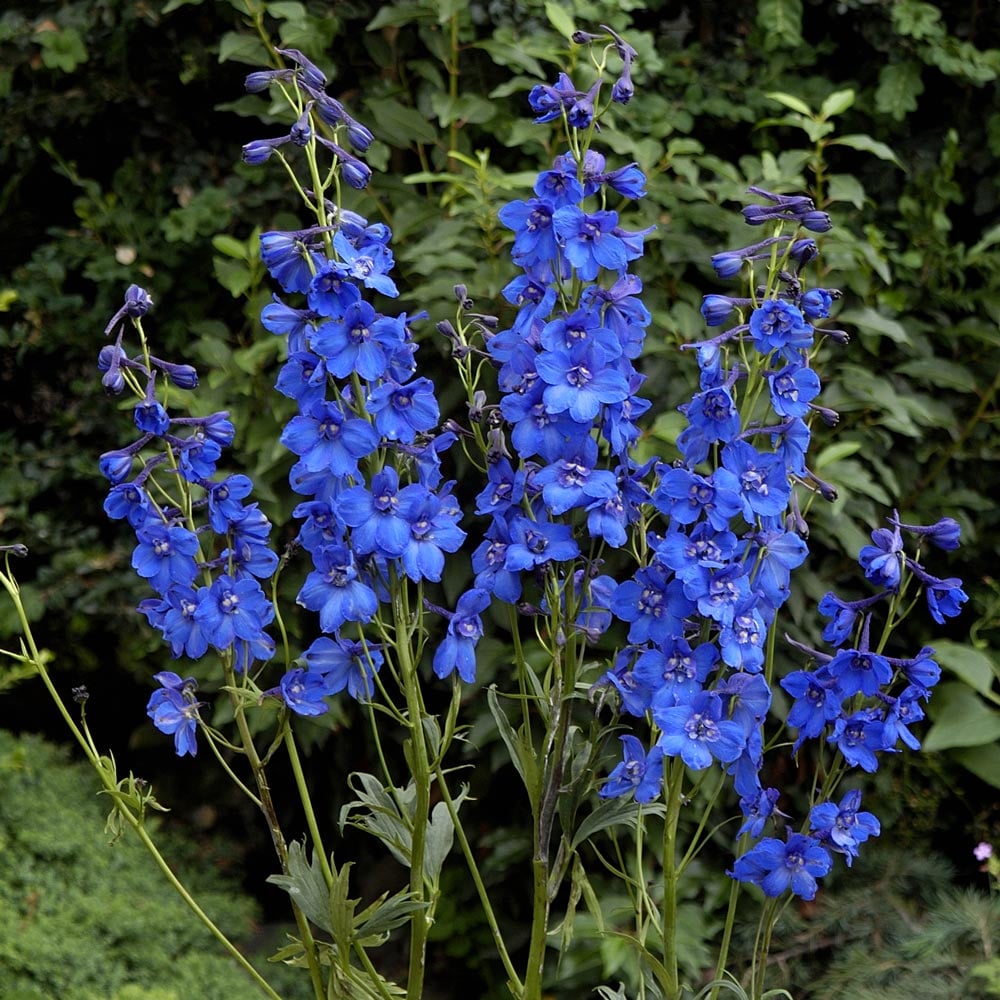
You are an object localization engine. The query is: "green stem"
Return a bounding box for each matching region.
[661,757,685,1000]
[709,865,742,1000]
[433,765,524,993]
[392,578,432,1000]
[284,727,334,888]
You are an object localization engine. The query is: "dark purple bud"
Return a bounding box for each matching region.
[789,239,819,267]
[611,63,634,104]
[242,136,290,165]
[99,449,136,485]
[0,542,28,558]
[290,105,313,146]
[890,514,962,551]
[124,285,153,318]
[436,319,459,341]
[152,358,199,390]
[818,327,850,345]
[244,69,294,92]
[809,403,840,427]
[799,211,833,233]
[344,116,374,152]
[275,47,327,90]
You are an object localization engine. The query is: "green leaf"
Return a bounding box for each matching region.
[875,62,924,121]
[367,1,433,30]
[570,796,663,850]
[487,685,536,794]
[814,440,862,466]
[923,683,1000,752]
[266,841,333,933]
[353,889,427,942]
[892,0,944,41]
[364,96,437,146]
[827,173,866,209]
[423,796,463,886]
[268,0,307,18]
[213,257,252,298]
[895,358,978,392]
[933,641,1000,697]
[820,89,855,119]
[211,234,249,260]
[217,31,269,66]
[544,0,576,40]
[839,306,912,345]
[829,134,905,170]
[953,743,1000,790]
[429,92,497,127]
[38,28,88,73]
[757,0,804,49]
[765,91,813,117]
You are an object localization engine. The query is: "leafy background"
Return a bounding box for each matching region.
[1,0,999,996]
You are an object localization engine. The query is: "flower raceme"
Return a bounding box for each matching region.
[96,28,967,939]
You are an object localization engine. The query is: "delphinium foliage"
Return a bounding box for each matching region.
[0,22,968,1000]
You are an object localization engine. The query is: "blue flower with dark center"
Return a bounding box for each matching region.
[303,635,384,701]
[858,524,903,591]
[160,586,210,660]
[132,520,200,594]
[730,831,832,900]
[498,197,562,269]
[637,636,717,706]
[655,690,746,770]
[297,544,379,632]
[311,300,394,380]
[368,377,440,442]
[809,789,880,867]
[280,399,379,476]
[780,667,843,750]
[535,340,630,422]
[147,671,201,757]
[331,231,398,297]
[532,438,617,515]
[716,440,791,522]
[768,363,821,418]
[339,468,411,558]
[504,515,580,572]
[599,735,664,803]
[749,300,813,357]
[433,588,492,683]
[828,710,889,772]
[471,522,522,604]
[104,483,150,527]
[653,467,741,530]
[195,574,273,650]
[610,564,692,644]
[279,667,331,716]
[397,490,466,583]
[553,206,628,280]
[207,474,255,533]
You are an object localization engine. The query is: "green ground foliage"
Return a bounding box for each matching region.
[0,728,316,1000]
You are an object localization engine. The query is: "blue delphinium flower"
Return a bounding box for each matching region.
[599,735,664,803]
[303,635,384,701]
[147,671,201,757]
[730,831,832,900]
[433,588,492,683]
[195,574,274,652]
[654,691,746,770]
[809,789,880,866]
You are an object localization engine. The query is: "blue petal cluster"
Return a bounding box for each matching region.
[99,287,281,754]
